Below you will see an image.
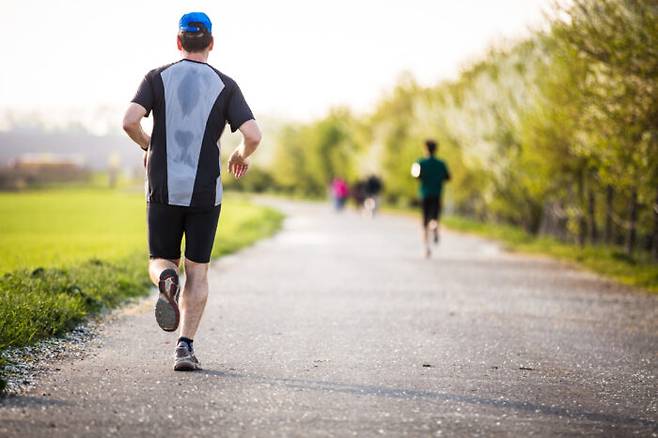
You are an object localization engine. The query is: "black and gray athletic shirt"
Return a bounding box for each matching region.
[131,59,254,207]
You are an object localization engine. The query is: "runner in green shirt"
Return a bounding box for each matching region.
[411,139,450,258]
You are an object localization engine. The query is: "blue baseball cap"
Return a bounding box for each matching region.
[179,12,212,33]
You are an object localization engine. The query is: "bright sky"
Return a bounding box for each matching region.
[0,0,549,131]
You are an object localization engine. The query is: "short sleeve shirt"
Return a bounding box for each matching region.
[417,157,450,199]
[132,59,254,207]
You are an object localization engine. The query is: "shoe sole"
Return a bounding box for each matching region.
[174,358,201,371]
[155,274,180,332]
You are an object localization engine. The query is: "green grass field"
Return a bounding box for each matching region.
[0,188,282,272]
[0,188,147,272]
[0,188,284,390]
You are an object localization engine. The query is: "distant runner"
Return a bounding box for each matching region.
[363,174,383,218]
[122,12,261,371]
[411,139,450,258]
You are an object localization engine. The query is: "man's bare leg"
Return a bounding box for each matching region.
[422,222,431,258]
[148,258,180,286]
[179,259,209,340]
[429,219,439,244]
[174,259,209,370]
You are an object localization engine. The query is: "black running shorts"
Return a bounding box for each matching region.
[421,196,441,226]
[147,203,221,263]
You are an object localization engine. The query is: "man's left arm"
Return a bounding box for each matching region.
[225,83,259,179]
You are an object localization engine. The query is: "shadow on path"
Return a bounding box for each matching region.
[195,369,656,429]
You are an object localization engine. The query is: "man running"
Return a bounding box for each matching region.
[122,12,261,371]
[411,139,450,258]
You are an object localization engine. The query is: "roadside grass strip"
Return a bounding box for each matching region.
[442,216,658,294]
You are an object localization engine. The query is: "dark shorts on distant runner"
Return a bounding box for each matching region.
[421,196,441,226]
[147,203,221,263]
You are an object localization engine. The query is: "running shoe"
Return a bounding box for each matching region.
[155,268,180,332]
[174,341,202,371]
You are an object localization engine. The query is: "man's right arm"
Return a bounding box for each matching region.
[122,103,150,151]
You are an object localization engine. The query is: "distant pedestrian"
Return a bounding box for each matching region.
[352,180,367,210]
[331,177,350,211]
[411,139,450,258]
[363,175,383,218]
[122,12,261,371]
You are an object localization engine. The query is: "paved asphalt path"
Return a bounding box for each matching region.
[1,199,657,437]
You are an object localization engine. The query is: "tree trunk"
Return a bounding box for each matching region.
[587,184,598,244]
[557,200,569,241]
[651,187,658,261]
[577,170,587,247]
[604,185,614,244]
[626,188,638,256]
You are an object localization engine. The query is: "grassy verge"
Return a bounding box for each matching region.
[0,189,284,390]
[381,204,658,293]
[442,215,658,294]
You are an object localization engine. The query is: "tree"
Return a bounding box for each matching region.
[553,0,658,255]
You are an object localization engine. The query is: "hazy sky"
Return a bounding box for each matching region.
[1,0,550,131]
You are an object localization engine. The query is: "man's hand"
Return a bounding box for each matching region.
[411,162,421,178]
[228,148,249,179]
[227,120,262,180]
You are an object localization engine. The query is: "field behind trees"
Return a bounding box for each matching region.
[261,0,658,264]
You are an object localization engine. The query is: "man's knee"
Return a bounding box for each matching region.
[149,258,180,269]
[184,258,209,282]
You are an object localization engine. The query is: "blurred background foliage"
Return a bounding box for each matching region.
[236,0,658,259]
